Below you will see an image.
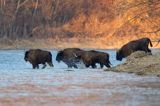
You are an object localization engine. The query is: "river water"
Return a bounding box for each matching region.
[0,49,159,106]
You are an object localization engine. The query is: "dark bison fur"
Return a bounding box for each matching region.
[76,50,111,68]
[24,49,54,69]
[116,37,153,61]
[56,48,83,68]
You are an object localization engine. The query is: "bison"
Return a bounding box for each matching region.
[24,49,54,69]
[56,48,83,68]
[76,50,111,68]
[116,37,153,61]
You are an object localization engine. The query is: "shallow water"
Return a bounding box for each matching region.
[0,49,159,106]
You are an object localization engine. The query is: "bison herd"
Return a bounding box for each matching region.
[56,48,111,68]
[24,37,153,69]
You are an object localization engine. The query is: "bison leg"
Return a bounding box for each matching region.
[73,64,78,69]
[42,63,47,69]
[91,64,97,68]
[32,65,36,69]
[68,66,72,68]
[85,64,90,68]
[100,64,104,68]
[36,64,39,69]
[142,48,152,55]
[105,63,111,68]
[143,47,152,54]
[147,48,152,54]
[47,62,54,67]
[66,62,78,68]
[67,63,73,68]
[32,64,38,69]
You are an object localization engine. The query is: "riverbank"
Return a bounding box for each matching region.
[0,36,160,50]
[106,50,160,76]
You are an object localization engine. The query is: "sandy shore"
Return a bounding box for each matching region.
[105,49,160,76]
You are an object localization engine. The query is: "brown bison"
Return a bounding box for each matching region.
[56,48,83,68]
[116,37,153,61]
[76,50,111,68]
[24,49,54,69]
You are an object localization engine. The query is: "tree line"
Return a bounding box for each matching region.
[0,0,159,40]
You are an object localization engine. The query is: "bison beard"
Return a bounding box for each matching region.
[24,49,54,69]
[116,37,152,61]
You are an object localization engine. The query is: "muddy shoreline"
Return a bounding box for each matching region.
[106,50,160,76]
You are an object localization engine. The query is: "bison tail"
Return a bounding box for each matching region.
[48,52,53,62]
[149,39,153,47]
[49,52,52,57]
[109,61,112,66]
[107,58,112,66]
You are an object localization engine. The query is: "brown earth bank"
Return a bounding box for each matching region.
[105,50,160,76]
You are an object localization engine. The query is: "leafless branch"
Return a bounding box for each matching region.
[112,2,160,36]
[15,0,29,14]
[33,0,39,15]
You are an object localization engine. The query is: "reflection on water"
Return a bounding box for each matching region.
[0,50,159,106]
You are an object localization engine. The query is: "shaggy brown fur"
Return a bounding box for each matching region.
[24,49,54,69]
[76,50,111,68]
[116,37,152,61]
[56,48,83,68]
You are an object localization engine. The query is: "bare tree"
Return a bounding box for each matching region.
[112,0,160,36]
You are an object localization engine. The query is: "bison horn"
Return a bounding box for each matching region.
[73,53,78,57]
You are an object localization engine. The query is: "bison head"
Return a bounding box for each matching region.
[116,50,123,61]
[56,51,63,62]
[24,51,29,61]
